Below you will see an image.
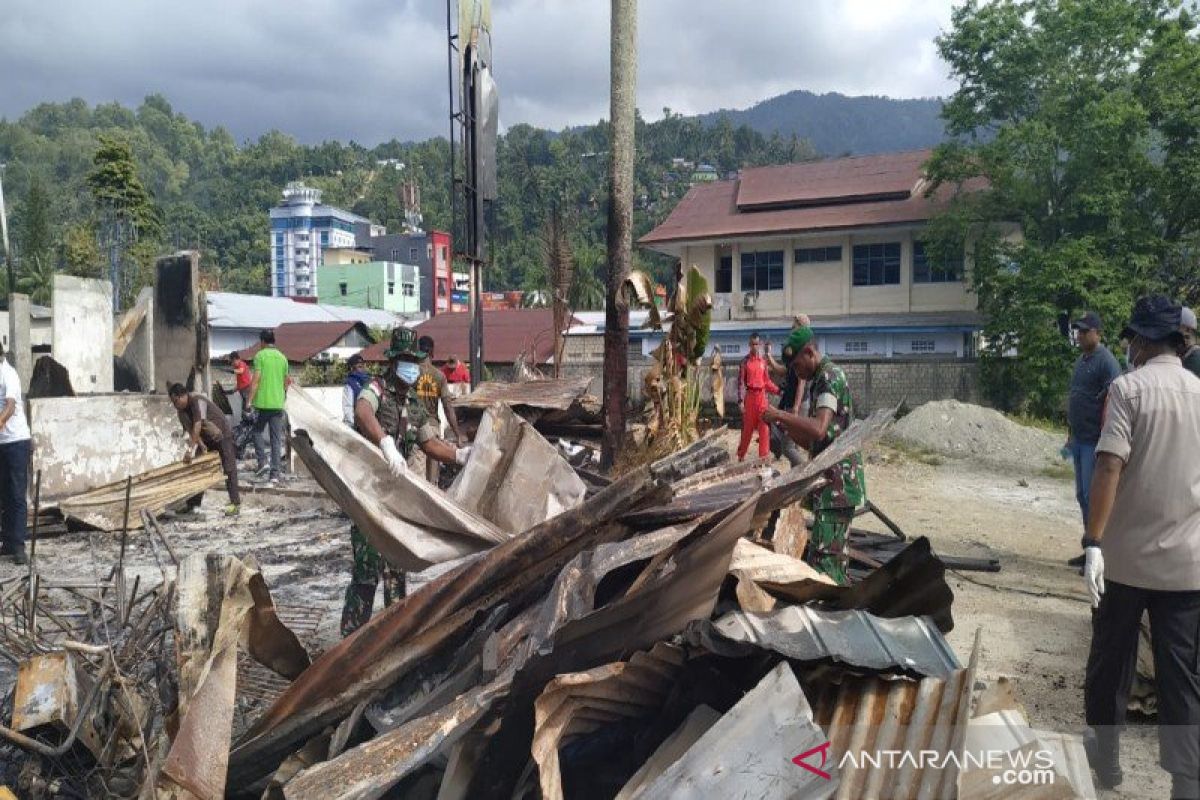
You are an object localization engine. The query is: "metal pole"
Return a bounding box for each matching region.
[0,166,12,319]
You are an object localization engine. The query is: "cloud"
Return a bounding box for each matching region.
[0,0,956,145]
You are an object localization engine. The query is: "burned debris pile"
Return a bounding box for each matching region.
[1,403,1093,799]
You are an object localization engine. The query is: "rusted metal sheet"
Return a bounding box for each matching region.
[446,403,587,534]
[633,662,835,799]
[531,643,687,800]
[281,678,507,800]
[10,650,104,758]
[288,385,507,572]
[57,453,223,531]
[454,377,592,411]
[807,629,982,799]
[158,554,308,800]
[687,606,960,679]
[228,464,670,786]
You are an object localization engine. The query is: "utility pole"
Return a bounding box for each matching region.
[601,0,637,469]
[0,165,12,311]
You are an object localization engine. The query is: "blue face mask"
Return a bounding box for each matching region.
[395,361,421,385]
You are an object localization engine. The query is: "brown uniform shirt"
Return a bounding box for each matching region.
[177,392,231,442]
[1096,354,1200,591]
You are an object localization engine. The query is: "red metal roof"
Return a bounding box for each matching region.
[357,309,579,365]
[239,321,369,363]
[640,150,978,249]
[736,149,930,210]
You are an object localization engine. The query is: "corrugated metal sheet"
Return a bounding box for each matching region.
[807,630,982,800]
[735,150,929,210]
[364,309,581,365]
[688,606,960,679]
[454,377,592,410]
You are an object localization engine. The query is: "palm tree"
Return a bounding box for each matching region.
[603,0,637,468]
[18,254,54,305]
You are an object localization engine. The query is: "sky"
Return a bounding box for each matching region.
[0,0,958,145]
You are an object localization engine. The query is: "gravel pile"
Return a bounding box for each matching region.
[887,400,1064,471]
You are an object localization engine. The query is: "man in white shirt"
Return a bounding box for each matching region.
[0,344,31,564]
[1082,295,1200,795]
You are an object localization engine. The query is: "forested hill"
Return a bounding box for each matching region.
[0,92,929,303]
[698,90,946,156]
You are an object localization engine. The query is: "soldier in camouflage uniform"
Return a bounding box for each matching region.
[340,327,474,636]
[762,325,866,584]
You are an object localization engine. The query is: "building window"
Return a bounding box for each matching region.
[426,244,432,260]
[387,281,395,295]
[795,245,842,264]
[339,282,348,297]
[320,231,329,245]
[719,343,742,355]
[740,250,784,292]
[438,278,448,297]
[912,242,963,283]
[716,256,733,293]
[440,246,448,261]
[844,340,869,354]
[411,247,420,262]
[391,248,401,261]
[852,243,901,286]
[403,283,415,297]
[910,339,937,353]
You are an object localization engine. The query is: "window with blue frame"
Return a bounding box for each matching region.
[740,250,784,292]
[794,245,842,264]
[320,231,329,246]
[852,243,901,286]
[912,242,963,283]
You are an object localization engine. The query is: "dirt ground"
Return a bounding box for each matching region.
[0,437,1168,798]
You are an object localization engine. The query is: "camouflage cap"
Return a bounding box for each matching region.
[383,327,428,360]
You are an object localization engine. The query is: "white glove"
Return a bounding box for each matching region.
[455,445,473,466]
[1084,546,1105,609]
[379,436,407,477]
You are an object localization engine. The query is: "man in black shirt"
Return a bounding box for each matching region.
[1065,312,1122,568]
[169,383,240,516]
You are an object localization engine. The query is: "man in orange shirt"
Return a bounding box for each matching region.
[736,332,780,461]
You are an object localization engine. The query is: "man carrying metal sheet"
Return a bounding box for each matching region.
[761,325,866,584]
[168,383,240,516]
[340,327,473,636]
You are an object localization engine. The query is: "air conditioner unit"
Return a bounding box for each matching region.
[742,291,758,311]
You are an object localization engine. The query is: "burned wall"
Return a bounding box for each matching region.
[153,252,208,393]
[51,275,114,393]
[30,394,187,500]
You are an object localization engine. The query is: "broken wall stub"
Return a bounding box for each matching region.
[51,275,114,393]
[117,285,155,392]
[153,251,208,393]
[8,292,32,389]
[30,394,187,500]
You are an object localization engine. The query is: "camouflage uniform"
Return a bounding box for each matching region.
[414,362,450,483]
[340,374,440,637]
[802,356,866,585]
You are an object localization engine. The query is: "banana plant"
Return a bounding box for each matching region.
[623,264,716,448]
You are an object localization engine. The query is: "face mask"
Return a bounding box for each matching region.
[395,362,421,384]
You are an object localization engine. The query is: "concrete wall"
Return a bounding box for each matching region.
[154,251,209,393]
[30,394,188,500]
[122,286,155,392]
[7,293,32,390]
[51,275,114,393]
[560,355,980,415]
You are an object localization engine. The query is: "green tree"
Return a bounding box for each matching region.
[87,135,163,306]
[18,175,53,263]
[927,0,1200,416]
[18,254,54,304]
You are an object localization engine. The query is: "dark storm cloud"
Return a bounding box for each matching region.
[0,0,955,145]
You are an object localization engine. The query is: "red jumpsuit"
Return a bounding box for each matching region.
[737,353,780,461]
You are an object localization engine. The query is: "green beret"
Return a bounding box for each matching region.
[786,326,814,352]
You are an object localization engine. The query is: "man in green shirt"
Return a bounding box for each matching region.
[762,325,866,584]
[248,328,290,484]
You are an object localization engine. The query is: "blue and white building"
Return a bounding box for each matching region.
[269,182,385,298]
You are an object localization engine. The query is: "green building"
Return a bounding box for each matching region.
[317,249,422,313]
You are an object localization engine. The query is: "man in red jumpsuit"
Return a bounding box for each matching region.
[737,333,780,461]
